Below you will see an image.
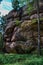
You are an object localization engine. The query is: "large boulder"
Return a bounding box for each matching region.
[30,13,43,19]
[5,41,35,53]
[3,5,43,53]
[4,20,37,53]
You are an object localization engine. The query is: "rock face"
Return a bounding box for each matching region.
[4,5,43,53]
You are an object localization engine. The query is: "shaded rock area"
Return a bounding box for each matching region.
[3,5,43,53]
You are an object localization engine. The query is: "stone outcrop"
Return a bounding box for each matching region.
[3,5,43,53]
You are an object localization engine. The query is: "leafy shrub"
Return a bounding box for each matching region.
[15,20,20,26]
[0,54,43,65]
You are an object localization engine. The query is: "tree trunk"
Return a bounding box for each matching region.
[36,0,41,55]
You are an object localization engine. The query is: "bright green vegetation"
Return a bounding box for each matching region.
[31,18,43,25]
[0,54,43,65]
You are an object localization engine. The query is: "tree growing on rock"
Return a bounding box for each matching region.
[12,0,19,11]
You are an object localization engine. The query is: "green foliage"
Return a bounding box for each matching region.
[12,0,26,10]
[12,0,36,16]
[12,0,34,12]
[15,20,21,26]
[2,16,6,31]
[27,0,34,15]
[0,33,3,49]
[12,0,19,10]
[0,54,43,65]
